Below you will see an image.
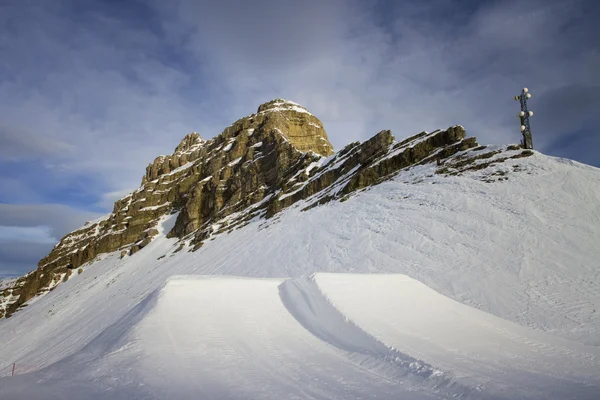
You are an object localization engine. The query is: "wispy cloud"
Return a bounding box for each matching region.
[0,204,102,239]
[0,226,56,244]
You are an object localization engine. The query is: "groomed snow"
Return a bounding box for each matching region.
[1,274,598,399]
[313,273,600,398]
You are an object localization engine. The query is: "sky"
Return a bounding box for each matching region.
[0,0,598,277]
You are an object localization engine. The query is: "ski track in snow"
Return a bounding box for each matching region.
[0,152,599,399]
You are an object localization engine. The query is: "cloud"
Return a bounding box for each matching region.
[534,85,600,146]
[0,241,56,278]
[0,1,216,197]
[0,226,56,244]
[0,226,56,277]
[0,204,102,240]
[0,204,102,276]
[0,125,75,161]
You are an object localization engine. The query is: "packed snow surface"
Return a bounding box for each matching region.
[0,151,599,399]
[1,274,598,399]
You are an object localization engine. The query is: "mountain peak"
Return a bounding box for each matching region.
[256,98,311,115]
[175,132,204,154]
[251,99,332,156]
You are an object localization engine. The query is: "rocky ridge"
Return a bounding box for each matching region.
[0,99,533,318]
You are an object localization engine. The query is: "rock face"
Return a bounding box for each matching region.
[255,99,333,156]
[1,99,481,318]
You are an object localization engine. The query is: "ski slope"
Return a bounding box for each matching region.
[1,274,599,399]
[0,151,599,398]
[310,274,600,398]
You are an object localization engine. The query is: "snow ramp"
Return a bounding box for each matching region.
[1,274,599,400]
[309,273,600,399]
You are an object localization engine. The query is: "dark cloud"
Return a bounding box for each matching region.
[160,0,351,68]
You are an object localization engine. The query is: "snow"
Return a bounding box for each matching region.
[250,141,263,148]
[279,99,301,106]
[258,100,313,116]
[2,273,598,398]
[227,157,242,167]
[222,140,234,152]
[83,214,111,227]
[163,161,195,176]
[139,203,170,212]
[0,278,17,291]
[313,274,600,398]
[0,152,599,399]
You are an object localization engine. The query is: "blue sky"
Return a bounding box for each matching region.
[1,0,598,277]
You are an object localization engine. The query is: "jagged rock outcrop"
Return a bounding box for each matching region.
[1,99,486,318]
[142,132,205,184]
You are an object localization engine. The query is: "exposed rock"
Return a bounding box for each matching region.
[255,99,334,156]
[436,146,534,177]
[263,126,476,217]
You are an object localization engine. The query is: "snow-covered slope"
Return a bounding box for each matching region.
[309,274,600,398]
[0,150,599,399]
[1,273,599,399]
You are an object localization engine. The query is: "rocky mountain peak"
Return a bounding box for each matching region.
[252,99,333,156]
[256,98,310,114]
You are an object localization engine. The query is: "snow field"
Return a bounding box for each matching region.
[2,274,599,399]
[0,151,598,399]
